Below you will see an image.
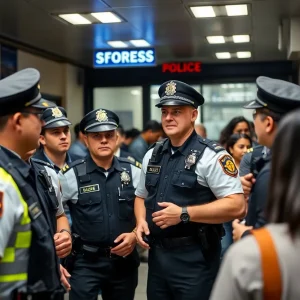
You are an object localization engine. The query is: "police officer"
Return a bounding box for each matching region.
[34,106,73,173]
[232,76,300,241]
[0,69,66,299]
[134,80,245,300]
[58,108,141,300]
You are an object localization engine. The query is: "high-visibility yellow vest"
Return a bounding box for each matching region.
[0,168,32,297]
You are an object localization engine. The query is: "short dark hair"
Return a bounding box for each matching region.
[116,124,125,136]
[143,120,162,133]
[219,116,251,146]
[74,123,80,139]
[266,108,300,237]
[225,133,252,154]
[0,115,10,131]
[125,128,140,139]
[256,108,282,124]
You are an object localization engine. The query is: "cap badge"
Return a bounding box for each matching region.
[165,81,176,96]
[51,107,63,118]
[96,109,108,122]
[42,102,49,107]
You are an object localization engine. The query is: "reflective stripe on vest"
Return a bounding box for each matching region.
[0,168,32,292]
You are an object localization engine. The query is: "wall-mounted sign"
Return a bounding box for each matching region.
[94,48,156,68]
[162,62,202,73]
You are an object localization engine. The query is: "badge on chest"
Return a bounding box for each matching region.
[147,165,161,174]
[80,184,100,194]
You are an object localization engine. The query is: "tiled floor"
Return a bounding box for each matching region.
[64,263,148,300]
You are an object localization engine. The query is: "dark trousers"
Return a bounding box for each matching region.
[69,253,138,300]
[16,292,64,300]
[147,243,220,300]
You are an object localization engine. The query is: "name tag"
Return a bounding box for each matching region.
[29,202,42,220]
[147,165,161,174]
[80,184,100,194]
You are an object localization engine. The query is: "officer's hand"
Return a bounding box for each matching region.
[136,220,150,249]
[152,202,181,229]
[110,232,137,257]
[241,173,256,198]
[54,232,72,258]
[59,264,71,291]
[232,219,253,242]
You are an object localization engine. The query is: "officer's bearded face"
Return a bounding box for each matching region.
[84,130,117,159]
[161,106,198,139]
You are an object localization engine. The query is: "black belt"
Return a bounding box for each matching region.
[81,244,118,259]
[151,236,198,249]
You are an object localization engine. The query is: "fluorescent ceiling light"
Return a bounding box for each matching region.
[191,6,216,18]
[237,51,251,58]
[216,52,231,59]
[91,12,122,23]
[206,36,225,44]
[107,41,128,48]
[59,14,91,25]
[130,39,150,47]
[225,4,248,16]
[233,35,250,43]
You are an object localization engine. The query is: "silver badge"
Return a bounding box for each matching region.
[51,107,63,118]
[120,171,131,185]
[185,153,197,169]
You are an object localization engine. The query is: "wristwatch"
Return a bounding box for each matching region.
[180,207,190,224]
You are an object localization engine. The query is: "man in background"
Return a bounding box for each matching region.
[69,123,89,160]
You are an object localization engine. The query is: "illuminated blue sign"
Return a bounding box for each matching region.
[94,48,156,68]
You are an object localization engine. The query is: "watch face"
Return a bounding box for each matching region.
[181,213,189,223]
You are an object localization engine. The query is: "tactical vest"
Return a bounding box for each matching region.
[0,149,62,294]
[65,157,136,245]
[0,168,31,298]
[145,133,223,238]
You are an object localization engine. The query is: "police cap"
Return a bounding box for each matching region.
[42,106,72,129]
[156,80,204,108]
[244,76,300,113]
[80,108,119,133]
[0,68,52,117]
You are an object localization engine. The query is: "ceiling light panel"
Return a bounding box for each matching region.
[225,5,248,16]
[237,51,252,58]
[130,40,151,47]
[91,12,122,23]
[216,52,231,59]
[233,35,250,43]
[191,6,216,18]
[107,41,128,48]
[58,14,91,25]
[206,36,225,44]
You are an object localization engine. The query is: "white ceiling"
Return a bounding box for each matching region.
[0,0,299,67]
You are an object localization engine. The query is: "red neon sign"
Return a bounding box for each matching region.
[162,62,202,73]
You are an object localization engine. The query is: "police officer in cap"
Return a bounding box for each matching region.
[59,108,141,300]
[232,76,300,241]
[134,80,246,300]
[0,69,66,299]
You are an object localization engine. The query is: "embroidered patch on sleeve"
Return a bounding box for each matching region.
[0,191,4,218]
[218,155,238,177]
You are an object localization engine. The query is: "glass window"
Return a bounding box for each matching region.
[150,84,202,123]
[202,83,256,140]
[93,87,143,130]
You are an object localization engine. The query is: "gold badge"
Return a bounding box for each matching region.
[165,81,176,96]
[218,155,238,177]
[51,107,63,118]
[96,109,108,122]
[42,102,49,107]
[120,171,131,185]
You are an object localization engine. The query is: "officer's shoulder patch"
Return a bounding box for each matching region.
[148,138,168,151]
[62,159,85,174]
[199,138,225,153]
[30,158,53,168]
[0,191,3,218]
[218,154,238,177]
[247,147,253,153]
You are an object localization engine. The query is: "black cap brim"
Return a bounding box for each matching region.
[31,98,57,110]
[243,99,265,110]
[85,124,117,133]
[156,99,197,108]
[43,119,72,129]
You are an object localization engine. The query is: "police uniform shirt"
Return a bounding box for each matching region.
[59,155,141,205]
[135,146,243,200]
[0,176,26,258]
[210,223,300,300]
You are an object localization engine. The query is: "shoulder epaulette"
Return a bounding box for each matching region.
[148,138,168,151]
[30,157,53,168]
[62,158,85,174]
[118,157,142,169]
[198,138,225,153]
